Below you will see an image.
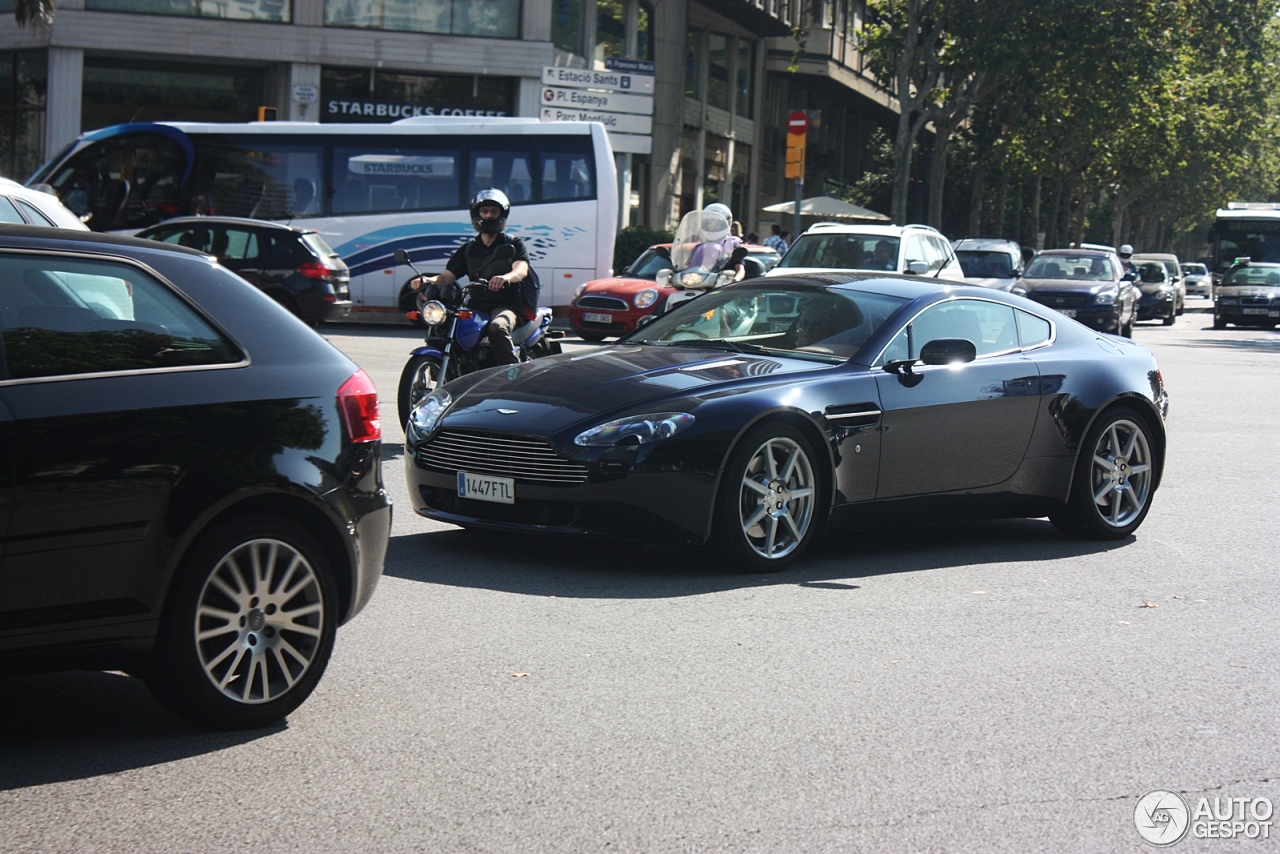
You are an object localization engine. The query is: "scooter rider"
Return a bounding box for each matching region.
[412,188,530,366]
[691,201,747,283]
[1117,244,1138,278]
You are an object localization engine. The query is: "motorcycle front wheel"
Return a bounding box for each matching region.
[398,354,442,429]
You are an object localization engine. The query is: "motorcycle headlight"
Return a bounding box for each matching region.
[1093,289,1117,305]
[574,283,588,301]
[634,288,658,309]
[574,412,695,447]
[408,389,452,438]
[681,270,708,288]
[421,300,447,326]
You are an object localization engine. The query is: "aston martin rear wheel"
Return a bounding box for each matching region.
[1050,406,1156,540]
[713,423,821,572]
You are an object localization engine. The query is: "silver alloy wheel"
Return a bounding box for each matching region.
[737,436,816,560]
[193,538,326,704]
[1088,417,1153,528]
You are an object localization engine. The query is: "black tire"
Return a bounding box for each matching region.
[1050,405,1157,540]
[711,423,823,572]
[146,517,338,729]
[1120,315,1134,338]
[1176,297,1185,316]
[1213,314,1226,329]
[398,354,442,429]
[1162,312,1176,326]
[577,331,607,343]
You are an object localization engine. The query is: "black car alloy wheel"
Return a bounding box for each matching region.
[1051,406,1156,540]
[715,423,821,571]
[147,517,338,729]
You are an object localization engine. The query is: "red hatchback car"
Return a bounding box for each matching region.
[569,243,780,341]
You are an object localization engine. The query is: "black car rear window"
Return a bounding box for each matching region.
[0,253,242,381]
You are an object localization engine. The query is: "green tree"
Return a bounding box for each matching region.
[14,0,55,27]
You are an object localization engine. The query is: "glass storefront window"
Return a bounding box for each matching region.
[685,31,700,100]
[736,40,755,119]
[325,0,518,38]
[85,0,289,22]
[707,34,729,111]
[81,58,264,129]
[552,0,584,55]
[0,49,47,181]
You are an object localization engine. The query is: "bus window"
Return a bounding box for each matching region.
[332,145,461,214]
[196,137,322,220]
[541,153,594,201]
[469,150,533,204]
[45,131,189,231]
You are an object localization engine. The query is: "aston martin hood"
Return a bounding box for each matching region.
[439,345,812,436]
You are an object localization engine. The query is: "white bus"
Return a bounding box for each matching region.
[1208,202,1280,281]
[27,117,617,316]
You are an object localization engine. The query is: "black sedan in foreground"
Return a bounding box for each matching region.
[0,225,390,728]
[405,274,1168,571]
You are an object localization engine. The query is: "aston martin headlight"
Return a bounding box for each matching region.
[408,389,452,438]
[574,412,695,447]
[574,282,588,301]
[1093,289,1117,305]
[421,300,447,325]
[634,288,658,308]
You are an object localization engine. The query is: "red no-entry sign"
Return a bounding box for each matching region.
[787,111,809,134]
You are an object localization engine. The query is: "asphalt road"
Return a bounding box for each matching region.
[3,298,1277,853]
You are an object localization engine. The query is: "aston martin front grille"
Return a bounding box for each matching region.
[577,295,630,311]
[417,430,588,485]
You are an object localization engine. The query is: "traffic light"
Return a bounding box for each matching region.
[257,106,277,122]
[785,132,806,180]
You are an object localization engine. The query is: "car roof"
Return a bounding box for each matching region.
[1131,252,1179,261]
[0,222,212,256]
[799,222,940,237]
[745,270,963,300]
[1036,248,1112,257]
[0,178,91,230]
[138,216,313,234]
[953,237,1020,251]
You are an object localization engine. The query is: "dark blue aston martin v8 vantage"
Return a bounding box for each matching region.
[405,273,1169,571]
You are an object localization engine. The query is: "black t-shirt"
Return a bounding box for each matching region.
[445,234,531,314]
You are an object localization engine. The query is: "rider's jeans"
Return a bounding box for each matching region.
[489,309,520,365]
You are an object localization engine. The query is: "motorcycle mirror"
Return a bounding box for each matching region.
[394,248,410,265]
[654,246,672,261]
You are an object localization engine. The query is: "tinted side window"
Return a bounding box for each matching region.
[1015,309,1052,349]
[0,196,25,224]
[0,254,241,381]
[906,299,1018,358]
[332,144,461,214]
[903,235,927,271]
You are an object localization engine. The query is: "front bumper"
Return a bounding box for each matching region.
[1136,292,1175,320]
[1215,302,1280,324]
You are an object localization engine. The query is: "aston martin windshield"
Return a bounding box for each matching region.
[629,285,909,362]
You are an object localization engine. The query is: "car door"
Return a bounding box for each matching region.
[0,249,244,636]
[873,298,1041,497]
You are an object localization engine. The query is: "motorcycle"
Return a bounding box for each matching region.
[655,209,764,316]
[394,247,562,427]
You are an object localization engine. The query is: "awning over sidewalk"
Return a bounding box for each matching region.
[762,196,891,222]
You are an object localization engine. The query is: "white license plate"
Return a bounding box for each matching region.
[583,312,612,323]
[1242,308,1269,315]
[1055,308,1077,318]
[456,471,514,504]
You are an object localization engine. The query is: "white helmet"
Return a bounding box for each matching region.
[704,202,733,221]
[1118,244,1134,258]
[698,209,731,243]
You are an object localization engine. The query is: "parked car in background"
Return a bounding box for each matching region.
[1131,253,1186,317]
[0,178,89,230]
[769,223,965,281]
[952,237,1026,291]
[1212,260,1280,328]
[0,225,390,729]
[135,217,351,325]
[1181,262,1212,297]
[1016,248,1137,337]
[1133,260,1178,325]
[569,242,780,341]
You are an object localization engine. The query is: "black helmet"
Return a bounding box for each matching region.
[470,188,510,235]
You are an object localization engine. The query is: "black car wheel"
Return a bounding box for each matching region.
[1051,406,1156,540]
[147,517,338,729]
[1213,314,1227,329]
[713,423,821,572]
[398,354,442,429]
[1162,311,1176,326]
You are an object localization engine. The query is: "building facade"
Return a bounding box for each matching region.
[1,0,903,237]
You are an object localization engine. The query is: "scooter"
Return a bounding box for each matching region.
[394,247,562,427]
[656,209,764,316]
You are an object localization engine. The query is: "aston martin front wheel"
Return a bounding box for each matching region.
[146,517,338,729]
[713,423,822,572]
[1051,406,1157,540]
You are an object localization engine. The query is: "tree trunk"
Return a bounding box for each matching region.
[993,170,1010,237]
[1029,175,1042,250]
[891,110,916,225]
[926,118,951,229]
[968,155,988,236]
[1071,187,1090,248]
[1045,177,1063,248]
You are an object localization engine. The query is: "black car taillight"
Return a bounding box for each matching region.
[337,370,381,443]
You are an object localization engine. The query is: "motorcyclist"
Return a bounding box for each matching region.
[1117,244,1138,278]
[688,202,747,283]
[411,188,530,366]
